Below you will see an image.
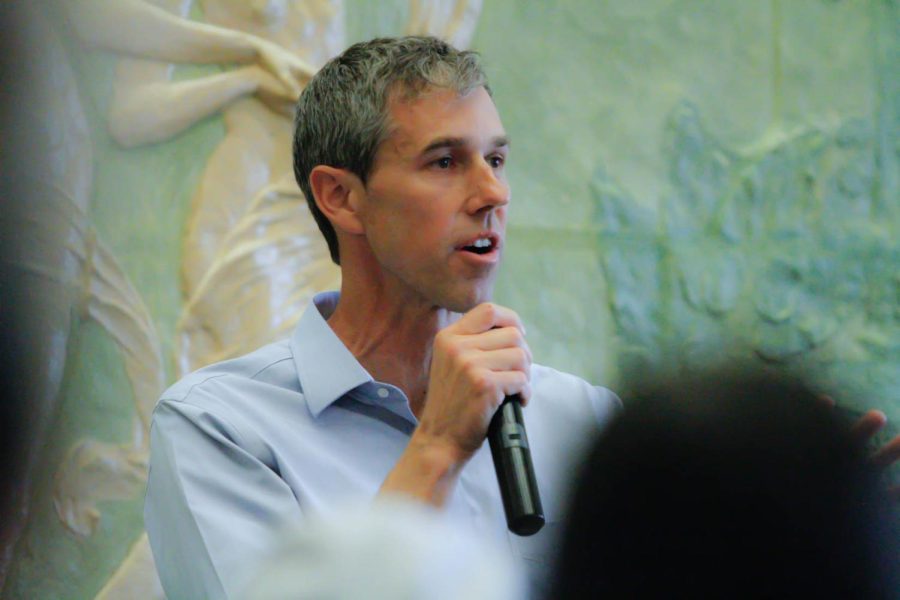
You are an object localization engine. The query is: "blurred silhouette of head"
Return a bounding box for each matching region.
[551,371,899,599]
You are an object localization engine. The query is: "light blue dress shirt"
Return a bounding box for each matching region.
[145,292,620,599]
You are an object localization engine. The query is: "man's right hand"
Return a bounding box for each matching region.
[379,303,532,506]
[417,303,532,463]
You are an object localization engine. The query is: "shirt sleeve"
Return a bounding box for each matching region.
[144,397,303,600]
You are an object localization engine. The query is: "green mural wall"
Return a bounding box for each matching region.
[4,0,897,597]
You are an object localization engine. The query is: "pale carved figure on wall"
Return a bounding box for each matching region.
[105,0,344,378]
[73,0,339,377]
[50,1,484,597]
[29,1,323,597]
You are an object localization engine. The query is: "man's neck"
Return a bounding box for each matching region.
[326,282,457,418]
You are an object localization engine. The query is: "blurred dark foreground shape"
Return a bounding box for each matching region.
[552,371,900,599]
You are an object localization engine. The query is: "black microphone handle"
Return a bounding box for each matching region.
[487,394,544,536]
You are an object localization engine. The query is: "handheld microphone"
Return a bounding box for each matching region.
[487,394,544,536]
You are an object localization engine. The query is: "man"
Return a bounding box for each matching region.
[146,36,900,599]
[145,36,619,599]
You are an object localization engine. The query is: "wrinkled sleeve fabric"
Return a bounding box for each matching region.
[145,396,303,600]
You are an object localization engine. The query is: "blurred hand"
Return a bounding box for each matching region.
[850,410,900,500]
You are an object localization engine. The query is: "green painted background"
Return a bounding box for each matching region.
[4,0,898,597]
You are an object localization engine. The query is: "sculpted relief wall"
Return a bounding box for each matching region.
[2,1,896,598]
[484,1,898,415]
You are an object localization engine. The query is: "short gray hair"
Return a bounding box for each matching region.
[292,36,491,264]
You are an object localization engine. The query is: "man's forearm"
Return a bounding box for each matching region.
[378,430,466,507]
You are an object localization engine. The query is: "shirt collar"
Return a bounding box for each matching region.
[291,291,373,418]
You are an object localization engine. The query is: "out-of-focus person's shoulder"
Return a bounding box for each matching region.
[240,498,525,600]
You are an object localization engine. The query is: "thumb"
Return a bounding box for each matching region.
[451,303,524,336]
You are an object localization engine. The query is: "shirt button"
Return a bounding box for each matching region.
[377,387,389,399]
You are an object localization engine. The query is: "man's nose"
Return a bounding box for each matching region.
[466,159,509,214]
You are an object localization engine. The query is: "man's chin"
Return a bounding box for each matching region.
[439,286,494,314]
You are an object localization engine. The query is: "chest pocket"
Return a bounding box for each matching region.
[506,402,578,566]
[507,518,563,562]
[505,441,567,568]
[508,519,564,599]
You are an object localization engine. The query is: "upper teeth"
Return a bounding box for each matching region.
[473,238,491,248]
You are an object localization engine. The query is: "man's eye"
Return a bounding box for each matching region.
[434,156,453,169]
[488,155,505,168]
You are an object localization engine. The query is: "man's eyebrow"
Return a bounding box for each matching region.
[420,137,465,154]
[419,135,511,155]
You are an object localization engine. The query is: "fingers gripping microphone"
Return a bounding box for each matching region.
[488,394,544,536]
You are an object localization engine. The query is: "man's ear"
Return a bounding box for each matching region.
[308,166,366,235]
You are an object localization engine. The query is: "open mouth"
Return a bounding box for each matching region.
[457,232,500,256]
[461,237,495,255]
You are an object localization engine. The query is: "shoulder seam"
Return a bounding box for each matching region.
[162,355,295,404]
[155,374,252,450]
[160,373,230,404]
[248,356,294,381]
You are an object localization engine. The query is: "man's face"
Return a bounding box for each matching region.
[359,85,510,312]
